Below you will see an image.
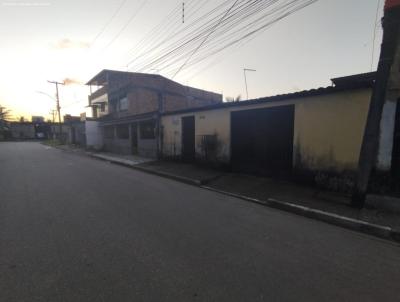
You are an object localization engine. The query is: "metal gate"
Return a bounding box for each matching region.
[231,105,295,176]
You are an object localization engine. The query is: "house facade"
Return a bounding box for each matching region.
[161,72,400,192]
[86,70,222,157]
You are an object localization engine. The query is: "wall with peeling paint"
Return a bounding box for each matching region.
[294,89,371,172]
[161,88,372,175]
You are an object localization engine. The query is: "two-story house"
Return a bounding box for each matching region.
[86,69,222,157]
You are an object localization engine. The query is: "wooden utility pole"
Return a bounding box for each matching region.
[47,81,65,141]
[49,110,56,123]
[352,0,400,207]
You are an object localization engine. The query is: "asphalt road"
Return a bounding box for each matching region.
[1,142,400,302]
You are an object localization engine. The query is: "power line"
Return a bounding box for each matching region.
[91,0,129,46]
[171,0,317,77]
[172,0,241,79]
[131,0,249,72]
[127,0,236,70]
[131,0,284,72]
[167,0,299,74]
[125,2,184,66]
[159,0,280,75]
[137,0,311,77]
[101,0,149,53]
[126,0,212,67]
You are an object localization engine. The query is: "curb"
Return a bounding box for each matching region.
[201,186,400,243]
[55,146,400,244]
[88,153,203,186]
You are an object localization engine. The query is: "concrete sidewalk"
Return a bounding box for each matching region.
[88,152,222,185]
[52,145,400,242]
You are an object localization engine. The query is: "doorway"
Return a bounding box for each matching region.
[182,116,195,161]
[231,105,295,176]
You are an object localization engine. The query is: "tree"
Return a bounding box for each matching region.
[0,105,11,122]
[0,105,11,140]
[225,94,242,102]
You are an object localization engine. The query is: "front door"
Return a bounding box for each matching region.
[182,116,195,161]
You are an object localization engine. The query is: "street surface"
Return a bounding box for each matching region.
[1,142,399,302]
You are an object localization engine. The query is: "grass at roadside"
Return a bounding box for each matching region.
[41,139,65,147]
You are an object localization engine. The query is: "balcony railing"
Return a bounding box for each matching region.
[89,85,108,103]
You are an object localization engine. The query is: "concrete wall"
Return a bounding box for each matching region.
[10,123,36,139]
[86,121,103,150]
[104,138,131,155]
[376,100,397,171]
[137,137,157,158]
[294,90,371,172]
[162,109,231,162]
[101,122,158,158]
[161,88,372,175]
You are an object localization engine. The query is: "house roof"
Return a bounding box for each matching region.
[86,69,162,86]
[331,72,376,87]
[162,72,376,116]
[86,69,222,99]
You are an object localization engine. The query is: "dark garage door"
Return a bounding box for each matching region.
[391,100,400,190]
[231,105,295,176]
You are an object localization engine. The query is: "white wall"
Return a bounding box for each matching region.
[86,121,103,150]
[377,100,397,171]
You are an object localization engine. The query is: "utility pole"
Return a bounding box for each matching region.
[243,68,256,100]
[47,80,65,141]
[352,0,400,207]
[49,110,56,123]
[49,109,56,140]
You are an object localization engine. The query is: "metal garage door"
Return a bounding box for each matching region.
[231,105,295,176]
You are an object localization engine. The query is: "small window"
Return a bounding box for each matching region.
[100,103,106,112]
[119,97,128,111]
[140,120,155,139]
[104,126,114,139]
[116,124,129,139]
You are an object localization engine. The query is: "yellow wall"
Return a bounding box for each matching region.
[162,109,231,161]
[294,89,371,172]
[161,88,371,171]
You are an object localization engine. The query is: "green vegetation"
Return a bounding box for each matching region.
[41,139,65,146]
[0,104,11,140]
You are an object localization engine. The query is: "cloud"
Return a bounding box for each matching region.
[53,38,90,50]
[63,78,83,85]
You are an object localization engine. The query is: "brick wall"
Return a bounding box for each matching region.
[128,88,159,115]
[104,72,222,117]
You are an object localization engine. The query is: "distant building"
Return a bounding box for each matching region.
[10,117,51,140]
[85,69,222,156]
[10,122,36,139]
[31,116,45,123]
[63,115,86,146]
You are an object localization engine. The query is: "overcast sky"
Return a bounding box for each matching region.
[0,0,383,121]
